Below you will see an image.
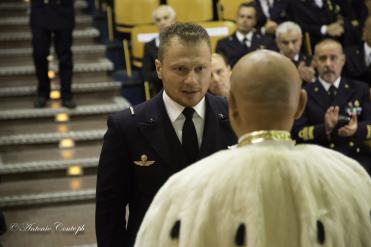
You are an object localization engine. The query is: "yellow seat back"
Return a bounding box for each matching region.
[114,0,160,33]
[198,21,236,52]
[131,24,159,68]
[167,0,213,22]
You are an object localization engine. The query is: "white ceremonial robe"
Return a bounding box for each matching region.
[135,141,371,247]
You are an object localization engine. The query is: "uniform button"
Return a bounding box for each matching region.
[329,143,335,148]
[356,148,360,153]
[44,0,48,3]
[349,141,354,147]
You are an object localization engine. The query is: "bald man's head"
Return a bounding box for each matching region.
[228,50,306,136]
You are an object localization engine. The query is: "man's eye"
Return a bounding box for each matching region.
[196,66,206,72]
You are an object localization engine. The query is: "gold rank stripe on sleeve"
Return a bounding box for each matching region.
[367,125,371,139]
[298,126,314,141]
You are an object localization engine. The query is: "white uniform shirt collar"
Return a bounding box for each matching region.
[236,31,253,43]
[162,90,206,122]
[292,54,299,62]
[318,76,341,91]
[364,42,371,66]
[155,36,160,47]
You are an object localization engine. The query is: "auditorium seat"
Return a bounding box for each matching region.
[198,21,236,52]
[167,0,213,22]
[114,0,160,33]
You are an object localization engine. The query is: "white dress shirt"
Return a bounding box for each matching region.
[259,0,273,18]
[318,76,341,91]
[236,31,253,48]
[364,42,371,67]
[162,91,205,147]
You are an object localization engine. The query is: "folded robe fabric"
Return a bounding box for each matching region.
[135,141,371,247]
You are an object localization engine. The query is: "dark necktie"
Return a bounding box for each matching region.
[182,107,199,163]
[242,37,250,48]
[328,85,337,100]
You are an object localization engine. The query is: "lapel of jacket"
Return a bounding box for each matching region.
[332,78,354,108]
[308,79,332,108]
[199,94,230,158]
[138,93,187,171]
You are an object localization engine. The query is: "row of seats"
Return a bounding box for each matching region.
[129,21,236,68]
[114,0,252,30]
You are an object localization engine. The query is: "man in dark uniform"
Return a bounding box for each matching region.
[254,0,289,35]
[275,21,315,84]
[95,23,237,247]
[30,0,76,108]
[287,0,360,48]
[215,3,274,68]
[142,5,176,93]
[344,16,371,86]
[292,39,371,174]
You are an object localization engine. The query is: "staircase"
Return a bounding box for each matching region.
[0,1,130,246]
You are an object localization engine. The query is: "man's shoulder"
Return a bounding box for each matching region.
[217,34,237,45]
[205,93,228,112]
[110,94,161,125]
[342,77,369,90]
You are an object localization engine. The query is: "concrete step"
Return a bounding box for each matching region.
[0,81,120,97]
[0,0,89,17]
[0,156,98,182]
[0,15,93,32]
[0,175,96,208]
[0,92,127,111]
[2,203,97,246]
[0,58,113,76]
[0,58,114,83]
[0,75,115,88]
[0,44,106,66]
[0,114,108,136]
[0,27,100,48]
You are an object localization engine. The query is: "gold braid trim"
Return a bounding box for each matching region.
[238,130,293,147]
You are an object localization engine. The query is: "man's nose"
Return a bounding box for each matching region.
[185,70,197,84]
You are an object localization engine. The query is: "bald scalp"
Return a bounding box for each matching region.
[230,50,301,111]
[314,38,343,56]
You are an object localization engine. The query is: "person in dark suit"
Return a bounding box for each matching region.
[95,23,237,247]
[215,2,274,68]
[254,0,289,35]
[344,16,371,86]
[142,5,176,93]
[292,39,371,174]
[275,21,315,84]
[209,53,231,97]
[287,0,360,48]
[30,0,76,108]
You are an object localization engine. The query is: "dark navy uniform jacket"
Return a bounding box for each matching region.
[142,39,162,92]
[292,78,371,173]
[95,92,237,247]
[254,0,289,29]
[30,0,75,30]
[215,31,274,68]
[287,0,359,46]
[344,43,371,87]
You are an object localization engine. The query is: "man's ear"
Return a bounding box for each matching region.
[155,59,162,80]
[228,91,238,121]
[294,89,307,119]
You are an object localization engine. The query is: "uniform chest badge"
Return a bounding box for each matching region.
[134,154,155,167]
[346,100,362,116]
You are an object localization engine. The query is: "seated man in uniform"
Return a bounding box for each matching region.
[293,39,371,174]
[134,50,371,247]
[209,53,231,97]
[142,5,176,93]
[344,16,371,86]
[275,21,315,84]
[216,2,274,68]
